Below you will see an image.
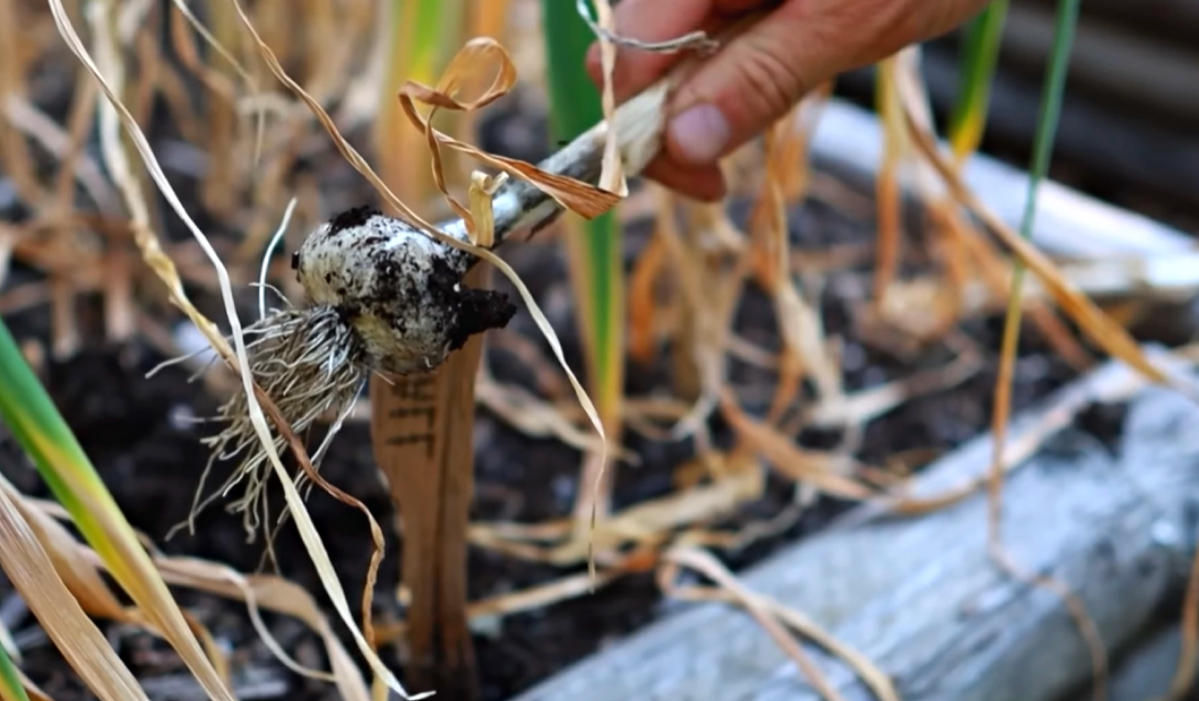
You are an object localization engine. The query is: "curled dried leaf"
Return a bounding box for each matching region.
[397,37,621,223]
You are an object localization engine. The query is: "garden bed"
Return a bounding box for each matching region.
[0,135,1088,701]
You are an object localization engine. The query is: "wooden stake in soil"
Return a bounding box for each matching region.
[369,263,492,700]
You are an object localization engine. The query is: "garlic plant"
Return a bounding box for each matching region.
[196,75,677,536]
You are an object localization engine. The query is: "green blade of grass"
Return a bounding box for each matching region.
[541,0,620,384]
[989,0,1081,555]
[0,316,235,700]
[1019,0,1077,219]
[0,324,134,561]
[949,0,1009,162]
[0,644,29,701]
[377,0,467,207]
[983,0,1080,503]
[402,0,447,81]
[390,0,469,86]
[540,0,623,521]
[986,1,1101,690]
[1001,0,1078,304]
[991,0,1081,510]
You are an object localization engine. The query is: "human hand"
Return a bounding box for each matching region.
[585,0,993,201]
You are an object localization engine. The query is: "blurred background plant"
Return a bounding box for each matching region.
[0,0,1197,700]
[538,0,623,529]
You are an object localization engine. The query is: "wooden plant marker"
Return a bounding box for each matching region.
[370,263,491,701]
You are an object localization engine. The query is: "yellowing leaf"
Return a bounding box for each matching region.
[0,482,149,701]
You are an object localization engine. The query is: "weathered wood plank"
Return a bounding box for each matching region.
[508,358,1199,701]
[806,98,1198,260]
[1075,625,1184,701]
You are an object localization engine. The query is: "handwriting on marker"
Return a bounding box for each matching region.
[384,376,440,458]
[387,432,436,458]
[392,375,436,403]
[389,405,436,430]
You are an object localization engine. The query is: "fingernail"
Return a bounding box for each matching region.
[668,103,729,164]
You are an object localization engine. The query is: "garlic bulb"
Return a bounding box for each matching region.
[292,205,516,376]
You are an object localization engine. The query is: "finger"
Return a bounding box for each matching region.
[660,0,819,167]
[661,0,991,166]
[640,157,727,202]
[713,0,775,12]
[584,0,718,104]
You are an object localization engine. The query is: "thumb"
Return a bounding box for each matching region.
[663,0,992,166]
[662,3,820,166]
